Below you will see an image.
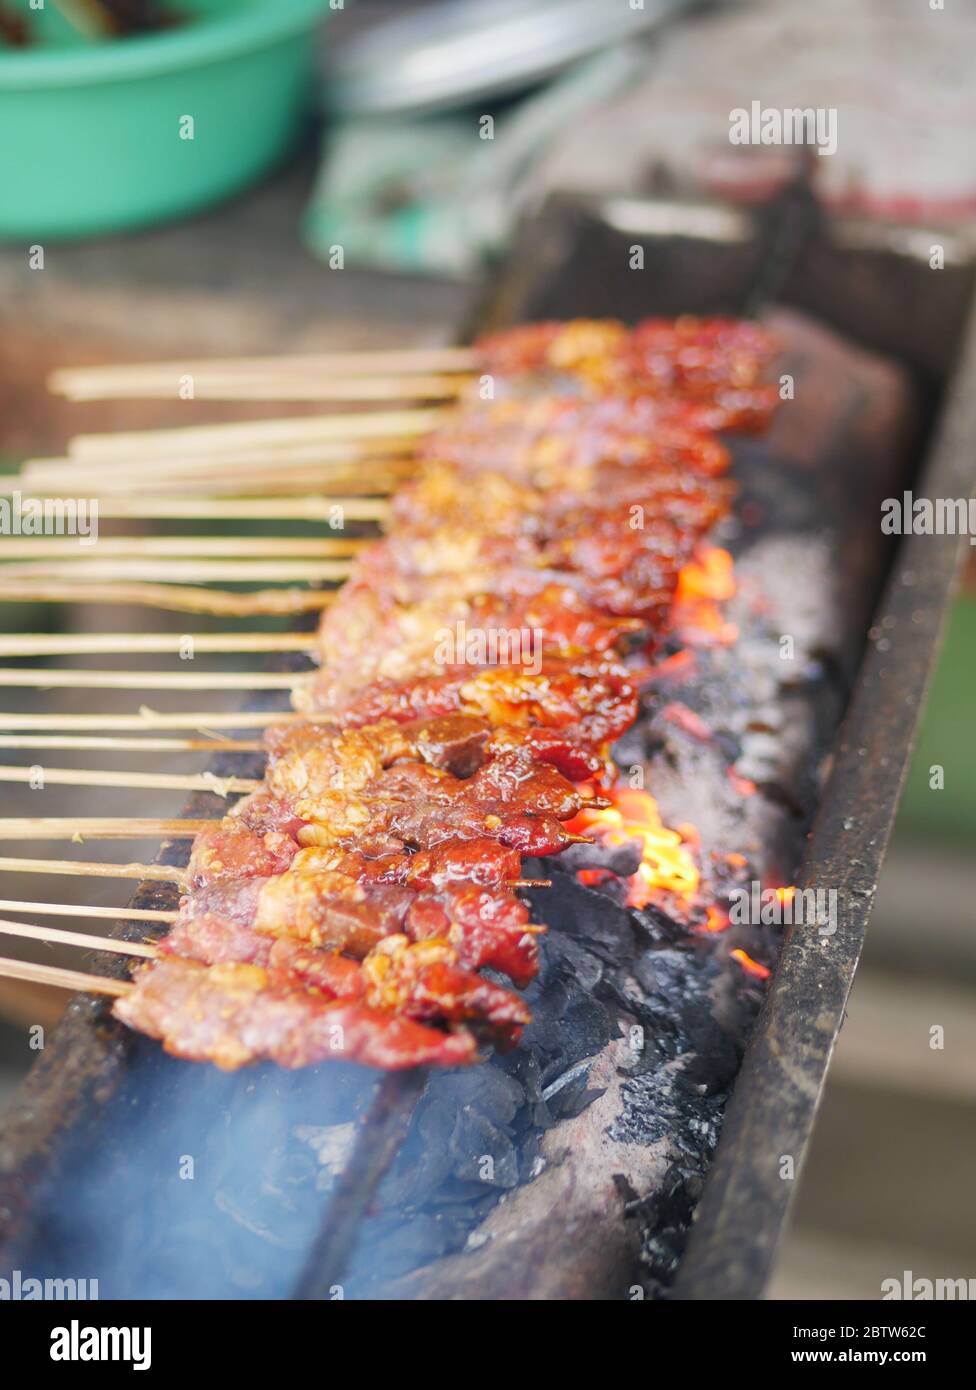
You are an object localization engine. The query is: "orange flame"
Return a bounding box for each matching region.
[568,785,700,909]
[702,905,730,934]
[671,544,738,646]
[730,948,771,980]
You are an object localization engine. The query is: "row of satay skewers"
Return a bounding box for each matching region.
[0,317,779,1069]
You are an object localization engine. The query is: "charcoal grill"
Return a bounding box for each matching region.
[1,190,974,1300]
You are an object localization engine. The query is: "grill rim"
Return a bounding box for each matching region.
[1,189,970,1298]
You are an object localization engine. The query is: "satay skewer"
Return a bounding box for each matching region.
[0,818,213,839]
[49,347,477,399]
[0,900,174,923]
[0,582,338,615]
[0,537,368,560]
[0,954,133,996]
[52,374,470,404]
[0,765,261,794]
[67,495,390,522]
[0,669,303,689]
[19,456,410,496]
[68,408,442,461]
[0,856,186,882]
[20,444,408,483]
[0,634,318,657]
[0,736,263,752]
[0,815,590,849]
[0,919,159,957]
[0,710,315,730]
[0,559,353,582]
[0,857,548,889]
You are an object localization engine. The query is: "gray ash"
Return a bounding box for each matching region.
[339,862,772,1299]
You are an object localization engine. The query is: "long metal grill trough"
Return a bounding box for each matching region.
[0,191,973,1300]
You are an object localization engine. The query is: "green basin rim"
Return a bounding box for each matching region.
[0,0,330,88]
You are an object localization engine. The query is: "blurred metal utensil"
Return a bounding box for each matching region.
[328,0,693,116]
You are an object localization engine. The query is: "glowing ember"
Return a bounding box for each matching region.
[728,767,757,797]
[773,885,796,907]
[568,786,700,909]
[730,948,771,980]
[701,905,730,934]
[671,544,738,646]
[660,701,713,741]
[642,649,696,684]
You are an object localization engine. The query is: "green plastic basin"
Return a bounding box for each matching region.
[0,0,331,240]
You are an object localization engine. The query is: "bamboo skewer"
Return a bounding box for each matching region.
[0,669,303,689]
[0,633,317,657]
[0,582,338,615]
[0,856,186,882]
[18,462,409,499]
[0,919,159,958]
[50,347,477,398]
[0,765,261,794]
[0,736,262,752]
[0,954,133,996]
[53,374,470,403]
[0,900,175,923]
[22,442,411,486]
[0,858,547,893]
[0,537,367,559]
[68,409,442,461]
[0,559,353,582]
[54,495,390,522]
[0,710,312,731]
[0,819,213,839]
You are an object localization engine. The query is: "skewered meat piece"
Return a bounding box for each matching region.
[298,660,638,754]
[470,317,778,429]
[264,712,608,813]
[268,936,529,1049]
[265,714,489,801]
[159,910,274,967]
[271,837,526,891]
[311,575,646,703]
[392,461,734,544]
[148,922,527,1050]
[290,794,584,856]
[253,871,408,953]
[114,959,477,1070]
[186,821,299,887]
[357,512,700,601]
[165,854,542,985]
[419,397,732,482]
[303,842,546,985]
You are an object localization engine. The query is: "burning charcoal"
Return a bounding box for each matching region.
[544,933,604,992]
[539,874,637,961]
[541,1058,606,1121]
[523,976,615,1087]
[449,1110,519,1189]
[676,1022,740,1096]
[631,902,692,946]
[712,729,742,764]
[500,1049,552,1129]
[556,838,644,877]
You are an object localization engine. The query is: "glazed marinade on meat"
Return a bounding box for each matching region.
[114,317,778,1070]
